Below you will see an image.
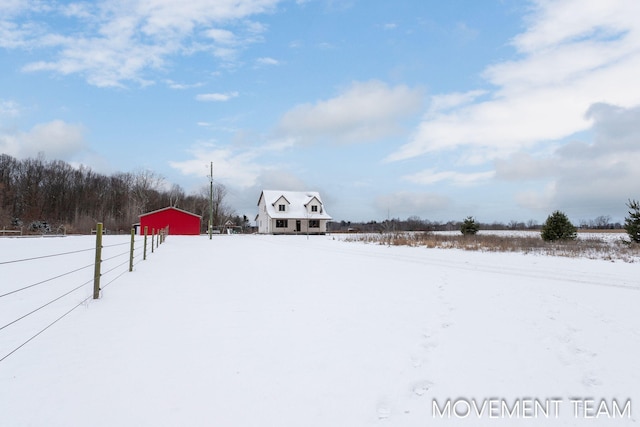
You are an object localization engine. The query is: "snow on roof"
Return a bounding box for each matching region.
[259,190,332,220]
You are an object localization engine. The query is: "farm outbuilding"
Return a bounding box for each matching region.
[139,207,201,236]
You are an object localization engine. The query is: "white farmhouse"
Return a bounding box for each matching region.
[256,190,332,234]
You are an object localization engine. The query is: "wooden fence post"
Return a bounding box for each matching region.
[129,228,135,272]
[143,226,148,260]
[93,223,103,299]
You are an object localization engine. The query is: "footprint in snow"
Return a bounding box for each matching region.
[582,373,602,387]
[377,405,391,420]
[411,380,433,396]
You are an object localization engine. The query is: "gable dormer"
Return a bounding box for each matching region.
[304,196,323,214]
[272,195,290,213]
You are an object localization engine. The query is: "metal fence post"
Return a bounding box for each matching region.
[151,228,155,253]
[93,223,103,299]
[129,228,135,272]
[143,226,148,260]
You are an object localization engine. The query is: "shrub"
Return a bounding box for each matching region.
[624,199,640,243]
[541,211,577,241]
[460,216,480,236]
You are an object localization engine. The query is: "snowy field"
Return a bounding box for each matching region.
[1,234,638,426]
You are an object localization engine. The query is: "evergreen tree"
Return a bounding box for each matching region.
[460,216,479,236]
[624,199,640,243]
[541,211,577,241]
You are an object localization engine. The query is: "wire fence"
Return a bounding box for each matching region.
[0,224,169,363]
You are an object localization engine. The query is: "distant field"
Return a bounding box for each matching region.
[341,229,638,262]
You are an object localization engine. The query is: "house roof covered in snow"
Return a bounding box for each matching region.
[258,190,332,220]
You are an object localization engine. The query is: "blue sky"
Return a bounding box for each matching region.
[1,0,640,224]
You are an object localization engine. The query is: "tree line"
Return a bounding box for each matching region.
[0,154,237,234]
[330,214,625,234]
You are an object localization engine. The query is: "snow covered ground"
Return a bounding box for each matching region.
[1,234,638,426]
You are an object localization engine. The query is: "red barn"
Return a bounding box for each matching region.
[139,207,201,235]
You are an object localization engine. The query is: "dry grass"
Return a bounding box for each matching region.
[344,232,640,263]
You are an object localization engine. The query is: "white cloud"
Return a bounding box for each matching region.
[204,28,238,45]
[496,103,640,217]
[515,183,557,212]
[165,80,204,90]
[0,120,87,160]
[403,169,495,187]
[251,170,307,192]
[0,0,41,16]
[0,100,20,117]
[387,0,640,163]
[374,191,452,217]
[196,92,239,102]
[276,80,423,144]
[169,142,262,188]
[426,90,486,115]
[5,0,282,87]
[256,56,279,66]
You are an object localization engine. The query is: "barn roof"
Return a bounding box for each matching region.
[258,190,332,220]
[139,206,202,218]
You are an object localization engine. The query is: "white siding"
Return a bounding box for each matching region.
[257,190,331,234]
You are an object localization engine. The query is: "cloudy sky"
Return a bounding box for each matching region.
[1,0,639,224]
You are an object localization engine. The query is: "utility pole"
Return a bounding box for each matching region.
[209,161,213,240]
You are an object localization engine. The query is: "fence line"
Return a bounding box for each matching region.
[0,223,170,363]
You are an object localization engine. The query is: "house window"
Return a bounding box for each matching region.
[311,205,318,212]
[309,220,320,228]
[278,204,286,212]
[276,219,288,228]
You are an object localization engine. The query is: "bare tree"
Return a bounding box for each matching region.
[129,169,164,218]
[168,184,184,207]
[593,215,612,229]
[199,183,235,229]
